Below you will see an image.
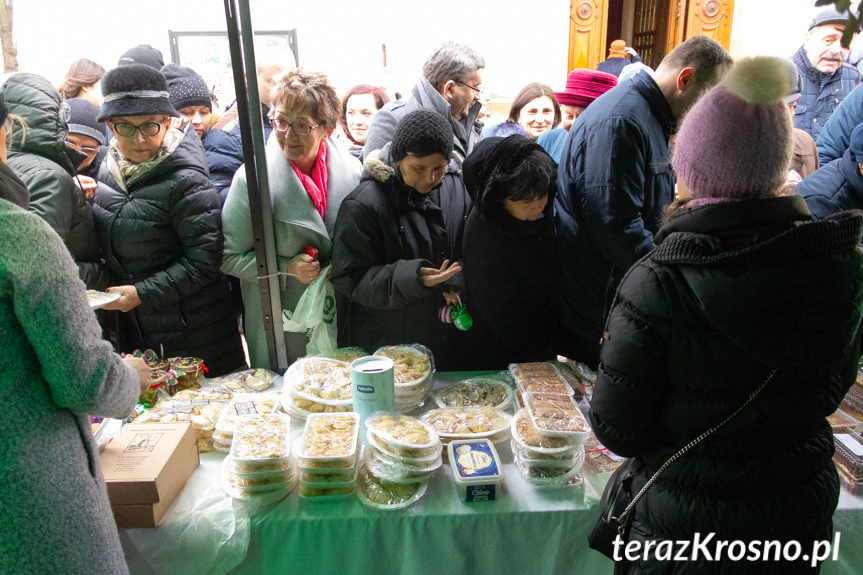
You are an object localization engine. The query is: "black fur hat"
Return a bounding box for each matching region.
[97,63,179,121]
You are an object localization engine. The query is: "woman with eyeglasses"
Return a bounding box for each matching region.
[222,67,362,367]
[0,72,102,286]
[65,98,108,192]
[91,64,245,376]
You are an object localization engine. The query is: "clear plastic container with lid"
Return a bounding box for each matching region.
[374,344,435,411]
[511,409,582,456]
[365,413,441,459]
[215,394,281,437]
[523,392,591,443]
[356,466,428,510]
[432,376,514,411]
[283,357,353,420]
[297,412,361,469]
[509,362,574,396]
[230,413,291,472]
[420,406,512,445]
[514,445,585,487]
[834,431,863,481]
[447,438,504,502]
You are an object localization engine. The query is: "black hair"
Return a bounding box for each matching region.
[491,146,557,203]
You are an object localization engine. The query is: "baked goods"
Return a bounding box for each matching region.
[509,362,574,396]
[524,392,590,437]
[136,398,227,452]
[581,436,625,474]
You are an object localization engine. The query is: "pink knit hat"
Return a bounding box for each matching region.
[554,69,618,108]
[672,56,793,200]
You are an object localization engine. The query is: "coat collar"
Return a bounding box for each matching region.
[631,71,677,136]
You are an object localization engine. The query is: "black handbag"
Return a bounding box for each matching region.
[587,368,776,559]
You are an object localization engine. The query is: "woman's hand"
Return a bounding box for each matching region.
[419,259,462,288]
[123,356,151,394]
[287,253,321,284]
[103,285,142,312]
[73,175,98,200]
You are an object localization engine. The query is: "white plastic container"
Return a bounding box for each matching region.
[447,438,504,502]
[297,412,361,469]
[421,406,512,445]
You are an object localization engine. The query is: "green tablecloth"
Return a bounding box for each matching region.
[119,372,863,575]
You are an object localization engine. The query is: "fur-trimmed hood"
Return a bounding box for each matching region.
[362,147,396,184]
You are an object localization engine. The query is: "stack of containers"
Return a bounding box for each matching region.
[213,394,282,452]
[420,406,512,447]
[222,413,295,502]
[840,371,863,425]
[834,430,863,495]
[297,412,361,499]
[360,413,441,507]
[373,345,435,412]
[282,357,353,419]
[508,363,590,486]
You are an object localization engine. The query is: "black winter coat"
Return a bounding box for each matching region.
[202,126,244,205]
[591,196,863,574]
[93,128,245,376]
[1,72,101,286]
[795,149,863,219]
[461,141,558,369]
[331,149,473,370]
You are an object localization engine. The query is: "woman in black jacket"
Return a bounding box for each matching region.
[461,135,558,369]
[93,64,244,376]
[331,110,472,370]
[590,57,863,574]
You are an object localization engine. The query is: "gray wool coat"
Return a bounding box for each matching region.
[0,199,141,574]
[221,135,361,367]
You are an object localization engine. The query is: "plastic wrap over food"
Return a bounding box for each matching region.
[136,398,228,452]
[365,413,441,458]
[285,357,353,403]
[363,438,442,480]
[523,391,591,441]
[433,375,513,410]
[230,414,291,469]
[316,347,369,363]
[374,344,435,412]
[511,409,581,452]
[357,466,428,510]
[420,406,512,444]
[211,368,276,393]
[514,444,585,486]
[173,386,234,402]
[581,436,626,474]
[509,362,574,396]
[215,394,281,436]
[298,412,361,468]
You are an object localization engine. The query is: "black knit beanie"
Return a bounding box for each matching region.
[390,109,453,162]
[161,64,211,111]
[118,44,165,70]
[97,64,179,121]
[66,98,106,144]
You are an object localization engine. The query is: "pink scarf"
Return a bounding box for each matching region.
[289,140,329,219]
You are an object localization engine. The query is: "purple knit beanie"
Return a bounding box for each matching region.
[672,56,793,200]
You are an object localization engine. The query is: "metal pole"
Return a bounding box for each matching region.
[223,0,288,373]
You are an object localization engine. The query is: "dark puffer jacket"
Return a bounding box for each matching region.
[590,196,863,574]
[792,45,860,141]
[202,126,244,205]
[1,72,101,285]
[461,137,558,369]
[94,127,245,376]
[795,149,863,219]
[331,148,473,370]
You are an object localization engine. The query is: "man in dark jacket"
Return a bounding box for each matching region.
[791,7,860,141]
[362,42,485,168]
[554,35,732,368]
[797,121,863,219]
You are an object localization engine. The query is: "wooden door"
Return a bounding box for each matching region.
[684,0,735,47]
[631,0,672,69]
[567,0,609,72]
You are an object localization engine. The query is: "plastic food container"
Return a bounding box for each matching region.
[374,345,435,412]
[514,445,585,487]
[447,438,504,502]
[211,368,276,393]
[509,362,574,396]
[841,395,863,423]
[215,394,281,437]
[317,347,369,363]
[523,392,591,443]
[433,377,514,411]
[511,409,582,455]
[828,410,860,433]
[172,386,234,402]
[356,466,428,510]
[297,483,356,500]
[420,406,512,445]
[365,413,441,459]
[230,413,291,472]
[135,398,228,453]
[581,436,626,474]
[221,457,297,501]
[297,412,361,469]
[299,467,358,485]
[283,358,353,419]
[834,432,863,481]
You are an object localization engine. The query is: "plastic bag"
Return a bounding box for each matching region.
[282,264,337,356]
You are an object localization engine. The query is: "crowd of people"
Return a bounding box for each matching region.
[3,5,863,572]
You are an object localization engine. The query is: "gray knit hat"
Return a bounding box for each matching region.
[161,64,211,111]
[66,98,106,144]
[97,64,179,121]
[118,44,165,70]
[390,109,453,162]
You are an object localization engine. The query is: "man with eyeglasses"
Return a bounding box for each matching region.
[362,41,485,168]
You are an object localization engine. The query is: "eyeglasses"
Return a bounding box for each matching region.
[454,80,483,94]
[269,116,320,137]
[111,121,164,138]
[66,140,99,155]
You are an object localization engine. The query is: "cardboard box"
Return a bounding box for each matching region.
[100,422,199,528]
